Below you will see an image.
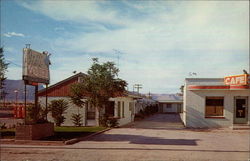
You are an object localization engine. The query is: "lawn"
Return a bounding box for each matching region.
[0,126,107,141]
[55,126,106,133]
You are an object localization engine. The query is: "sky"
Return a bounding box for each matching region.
[1,0,249,94]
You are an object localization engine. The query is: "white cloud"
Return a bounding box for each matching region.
[4,47,15,52]
[14,0,249,93]
[4,32,25,38]
[19,1,129,26]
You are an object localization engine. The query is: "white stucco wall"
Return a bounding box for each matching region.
[39,96,140,127]
[39,97,87,126]
[183,84,187,126]
[110,97,136,126]
[162,103,181,113]
[185,89,250,128]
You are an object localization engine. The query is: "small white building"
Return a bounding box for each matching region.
[183,74,250,128]
[153,94,183,113]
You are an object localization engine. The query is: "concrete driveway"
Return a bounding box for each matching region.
[1,113,250,161]
[127,113,185,129]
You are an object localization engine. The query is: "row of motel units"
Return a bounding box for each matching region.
[153,94,183,113]
[37,73,156,126]
[183,74,250,128]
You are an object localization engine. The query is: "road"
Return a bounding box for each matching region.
[1,114,250,161]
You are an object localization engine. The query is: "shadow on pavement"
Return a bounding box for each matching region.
[90,134,199,146]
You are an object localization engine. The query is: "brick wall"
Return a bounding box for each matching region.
[16,123,54,140]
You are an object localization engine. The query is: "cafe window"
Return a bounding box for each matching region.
[205,97,224,117]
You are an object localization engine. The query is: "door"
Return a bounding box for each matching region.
[234,97,248,124]
[105,101,115,117]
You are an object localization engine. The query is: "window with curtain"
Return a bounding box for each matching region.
[205,97,224,117]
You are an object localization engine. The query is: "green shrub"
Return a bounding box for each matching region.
[136,105,158,119]
[71,113,83,126]
[106,117,119,127]
[100,115,119,127]
[26,104,48,124]
[49,99,69,126]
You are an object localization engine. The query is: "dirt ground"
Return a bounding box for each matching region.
[1,114,250,161]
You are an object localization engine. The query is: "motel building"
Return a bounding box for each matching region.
[37,73,142,127]
[183,74,250,128]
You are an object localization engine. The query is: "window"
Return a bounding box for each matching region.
[166,103,172,108]
[122,101,125,118]
[118,101,121,118]
[205,97,224,117]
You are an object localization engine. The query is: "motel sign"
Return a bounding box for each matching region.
[224,74,249,86]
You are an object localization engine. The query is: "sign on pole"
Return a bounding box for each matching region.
[22,48,51,84]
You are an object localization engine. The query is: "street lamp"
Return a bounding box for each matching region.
[14,90,18,107]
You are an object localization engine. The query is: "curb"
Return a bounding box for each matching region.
[0,139,64,146]
[64,128,111,145]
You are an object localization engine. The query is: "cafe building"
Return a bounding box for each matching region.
[183,74,250,128]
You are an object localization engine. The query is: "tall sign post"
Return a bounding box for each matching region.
[22,46,51,124]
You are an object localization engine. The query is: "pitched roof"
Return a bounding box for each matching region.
[38,73,140,99]
[152,94,183,103]
[38,72,86,95]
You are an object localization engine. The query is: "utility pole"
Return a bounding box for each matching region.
[133,84,142,93]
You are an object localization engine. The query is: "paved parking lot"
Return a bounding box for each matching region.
[1,114,250,161]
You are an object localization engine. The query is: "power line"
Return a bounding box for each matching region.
[6,60,22,67]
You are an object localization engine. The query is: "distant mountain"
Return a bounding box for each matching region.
[1,79,44,102]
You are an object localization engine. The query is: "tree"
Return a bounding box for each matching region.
[49,99,69,126]
[0,47,9,100]
[70,76,86,126]
[179,85,184,95]
[70,58,127,126]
